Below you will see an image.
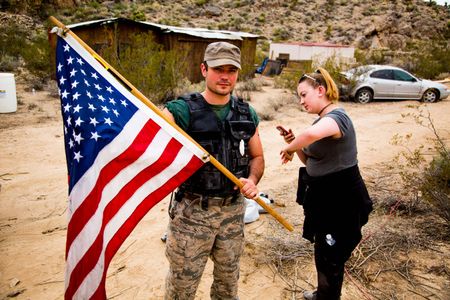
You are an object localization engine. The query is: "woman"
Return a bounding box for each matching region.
[279,68,372,300]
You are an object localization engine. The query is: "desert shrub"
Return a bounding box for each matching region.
[356,48,388,65]
[273,56,348,96]
[235,78,263,93]
[272,27,291,42]
[390,107,450,227]
[256,13,266,23]
[313,55,350,90]
[273,69,304,91]
[254,48,267,66]
[0,54,21,71]
[173,78,205,98]
[0,21,51,80]
[408,41,450,79]
[103,33,189,104]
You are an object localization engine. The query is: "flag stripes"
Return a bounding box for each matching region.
[55,31,207,299]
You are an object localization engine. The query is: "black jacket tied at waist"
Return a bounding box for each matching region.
[296,165,373,243]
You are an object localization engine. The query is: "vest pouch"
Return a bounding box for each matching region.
[228,120,256,141]
[189,164,225,192]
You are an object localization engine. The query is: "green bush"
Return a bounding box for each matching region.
[272,27,291,42]
[274,69,304,91]
[0,21,51,80]
[409,41,450,79]
[103,33,188,104]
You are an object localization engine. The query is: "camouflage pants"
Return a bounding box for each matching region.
[165,194,245,300]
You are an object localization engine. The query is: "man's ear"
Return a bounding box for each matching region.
[200,63,207,77]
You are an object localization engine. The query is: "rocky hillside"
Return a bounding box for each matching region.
[2,0,449,52]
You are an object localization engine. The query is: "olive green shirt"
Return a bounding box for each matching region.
[165,98,259,131]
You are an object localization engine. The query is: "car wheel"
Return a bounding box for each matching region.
[355,88,373,104]
[422,89,438,103]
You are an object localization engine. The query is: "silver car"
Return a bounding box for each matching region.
[340,65,450,104]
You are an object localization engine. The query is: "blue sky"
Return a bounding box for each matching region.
[426,0,448,5]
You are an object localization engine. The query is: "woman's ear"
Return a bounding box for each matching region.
[317,85,326,97]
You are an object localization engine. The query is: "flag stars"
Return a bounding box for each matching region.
[88,103,96,111]
[59,76,67,85]
[90,132,101,141]
[66,115,72,126]
[70,69,78,77]
[91,72,99,80]
[57,63,63,72]
[120,100,128,107]
[101,106,110,113]
[74,151,83,162]
[84,79,90,87]
[73,104,83,113]
[104,118,113,126]
[106,86,113,93]
[86,91,93,99]
[89,117,99,126]
[98,95,105,102]
[63,103,72,112]
[80,69,86,76]
[71,81,79,89]
[112,109,119,117]
[76,58,84,65]
[67,56,74,65]
[68,139,74,148]
[73,132,84,144]
[61,90,70,99]
[74,117,84,127]
[109,98,116,105]
[63,44,70,52]
[72,92,81,101]
[94,83,102,91]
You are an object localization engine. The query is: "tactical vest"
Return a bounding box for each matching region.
[180,93,256,196]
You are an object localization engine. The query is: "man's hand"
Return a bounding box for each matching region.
[236,178,258,199]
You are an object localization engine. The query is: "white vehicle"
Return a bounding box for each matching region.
[340,65,450,104]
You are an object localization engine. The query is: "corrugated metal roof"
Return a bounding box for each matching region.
[140,21,243,40]
[66,18,258,40]
[66,18,120,28]
[273,41,353,48]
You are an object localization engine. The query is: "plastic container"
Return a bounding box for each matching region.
[0,73,17,113]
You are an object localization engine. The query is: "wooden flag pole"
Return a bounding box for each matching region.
[49,16,294,232]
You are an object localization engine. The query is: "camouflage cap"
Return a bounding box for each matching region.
[204,42,241,69]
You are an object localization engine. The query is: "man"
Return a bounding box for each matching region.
[162,41,264,300]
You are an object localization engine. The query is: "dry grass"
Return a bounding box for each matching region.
[244,166,450,299]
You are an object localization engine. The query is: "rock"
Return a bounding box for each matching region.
[9,278,20,287]
[204,5,222,17]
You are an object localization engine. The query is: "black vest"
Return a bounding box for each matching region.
[180,93,256,196]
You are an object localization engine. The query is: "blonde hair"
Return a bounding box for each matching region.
[299,67,340,103]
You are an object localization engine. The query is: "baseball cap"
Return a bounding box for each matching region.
[204,42,241,69]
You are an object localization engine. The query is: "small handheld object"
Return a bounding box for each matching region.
[276,125,289,136]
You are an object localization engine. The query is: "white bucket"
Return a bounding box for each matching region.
[0,73,17,113]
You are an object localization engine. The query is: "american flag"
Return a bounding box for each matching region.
[55,32,207,299]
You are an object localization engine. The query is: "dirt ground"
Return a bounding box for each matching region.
[0,76,449,299]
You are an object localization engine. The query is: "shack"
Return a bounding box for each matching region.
[269,42,355,66]
[50,18,258,83]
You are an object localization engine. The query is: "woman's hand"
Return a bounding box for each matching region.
[277,125,295,144]
[280,149,294,164]
[283,130,295,144]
